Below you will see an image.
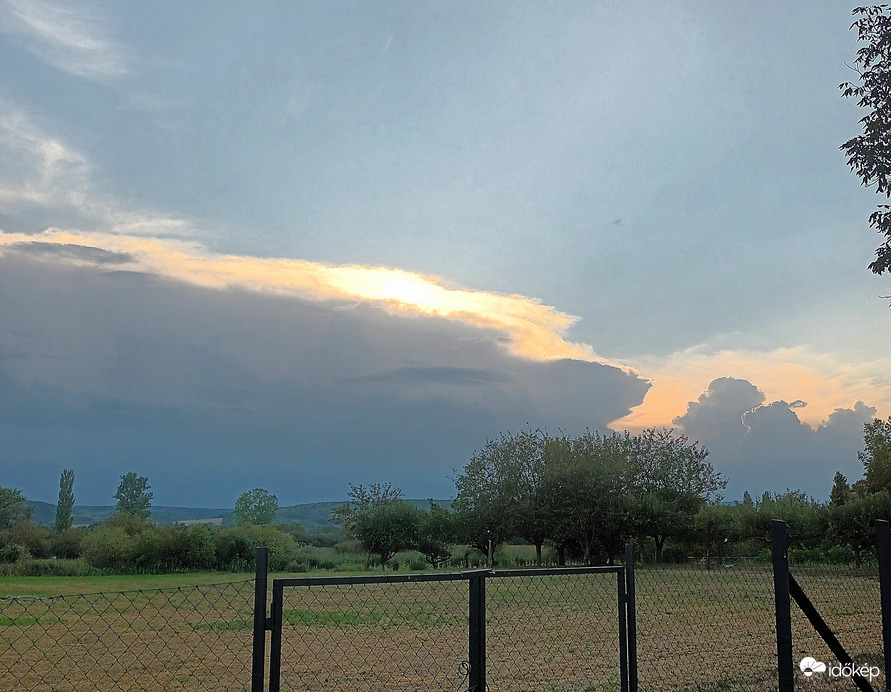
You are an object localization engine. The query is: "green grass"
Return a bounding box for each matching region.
[0,571,254,598]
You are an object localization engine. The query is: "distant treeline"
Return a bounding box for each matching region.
[1,419,889,576]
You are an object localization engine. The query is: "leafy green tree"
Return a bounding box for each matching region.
[453,429,552,566]
[0,487,31,531]
[693,503,734,571]
[840,5,891,274]
[452,437,523,567]
[542,430,631,566]
[234,488,279,525]
[416,501,454,569]
[860,416,891,493]
[509,430,553,566]
[626,428,725,563]
[829,471,852,506]
[752,490,827,549]
[114,472,152,520]
[55,468,75,533]
[333,483,420,568]
[828,490,891,567]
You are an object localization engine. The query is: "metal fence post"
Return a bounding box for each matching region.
[878,519,891,692]
[252,547,269,692]
[625,543,638,692]
[772,520,794,692]
[468,572,486,692]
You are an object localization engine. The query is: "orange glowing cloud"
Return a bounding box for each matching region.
[612,345,891,431]
[0,229,598,363]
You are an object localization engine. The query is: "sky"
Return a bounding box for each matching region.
[1,0,889,508]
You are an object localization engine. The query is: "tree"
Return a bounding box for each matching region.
[333,483,420,568]
[859,416,891,493]
[416,501,454,569]
[542,431,631,566]
[452,436,521,567]
[829,471,852,506]
[0,487,31,531]
[55,468,75,534]
[114,472,152,520]
[234,488,279,525]
[626,428,725,563]
[828,490,891,567]
[840,5,891,274]
[694,503,734,571]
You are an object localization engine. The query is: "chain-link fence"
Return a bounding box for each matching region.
[0,580,256,691]
[633,561,882,690]
[0,548,887,691]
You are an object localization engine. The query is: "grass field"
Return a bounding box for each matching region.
[0,563,883,691]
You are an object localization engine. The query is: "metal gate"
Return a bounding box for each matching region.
[251,549,638,691]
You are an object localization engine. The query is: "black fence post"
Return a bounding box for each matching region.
[468,572,486,692]
[878,519,891,692]
[268,580,284,692]
[772,519,794,692]
[252,547,269,692]
[625,543,638,692]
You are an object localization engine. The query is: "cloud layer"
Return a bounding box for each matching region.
[1,232,885,505]
[0,244,648,505]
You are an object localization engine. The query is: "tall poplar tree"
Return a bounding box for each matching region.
[55,468,75,533]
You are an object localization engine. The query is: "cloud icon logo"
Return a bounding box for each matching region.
[799,657,827,677]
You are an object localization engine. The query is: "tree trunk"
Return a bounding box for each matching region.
[535,542,543,567]
[655,534,666,563]
[557,546,566,566]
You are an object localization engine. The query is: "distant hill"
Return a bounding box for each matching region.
[27,501,230,527]
[27,498,451,529]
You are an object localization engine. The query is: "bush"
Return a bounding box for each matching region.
[0,558,96,577]
[52,527,86,559]
[8,522,51,559]
[215,524,298,571]
[0,543,30,564]
[82,526,137,571]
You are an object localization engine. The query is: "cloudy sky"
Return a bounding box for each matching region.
[1,1,889,508]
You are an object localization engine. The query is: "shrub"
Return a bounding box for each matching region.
[82,526,137,571]
[0,558,96,577]
[9,522,51,559]
[52,527,86,559]
[0,543,30,564]
[215,524,298,571]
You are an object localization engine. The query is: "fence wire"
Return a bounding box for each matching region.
[485,573,622,691]
[0,580,256,691]
[273,570,623,691]
[634,561,882,691]
[0,562,884,691]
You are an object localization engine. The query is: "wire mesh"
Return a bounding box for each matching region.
[0,561,884,691]
[791,563,883,691]
[0,580,256,691]
[634,561,882,691]
[486,572,623,691]
[275,578,469,691]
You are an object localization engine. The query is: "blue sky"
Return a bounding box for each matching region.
[1,1,888,507]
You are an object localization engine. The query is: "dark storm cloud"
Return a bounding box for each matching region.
[362,366,508,386]
[8,241,134,264]
[0,255,649,506]
[674,378,877,500]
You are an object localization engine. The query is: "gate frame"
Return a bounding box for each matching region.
[253,560,637,692]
